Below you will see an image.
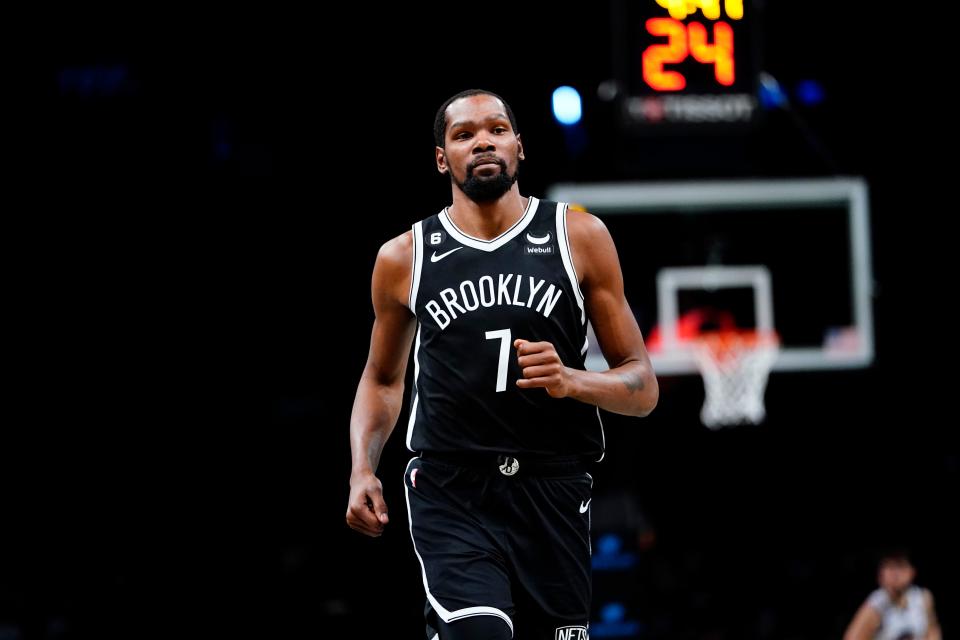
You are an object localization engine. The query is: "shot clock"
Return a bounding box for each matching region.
[612,0,761,132]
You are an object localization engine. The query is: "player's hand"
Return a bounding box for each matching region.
[346,470,390,537]
[514,338,576,399]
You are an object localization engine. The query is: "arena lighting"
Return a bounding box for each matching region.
[795,79,825,106]
[552,86,582,126]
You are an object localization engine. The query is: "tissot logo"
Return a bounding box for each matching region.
[555,626,587,640]
[524,245,553,255]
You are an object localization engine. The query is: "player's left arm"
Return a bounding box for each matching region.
[924,589,941,640]
[515,208,657,417]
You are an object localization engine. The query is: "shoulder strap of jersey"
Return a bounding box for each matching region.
[409,220,425,311]
[554,200,586,324]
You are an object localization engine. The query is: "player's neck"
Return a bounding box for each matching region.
[885,586,909,606]
[447,187,527,241]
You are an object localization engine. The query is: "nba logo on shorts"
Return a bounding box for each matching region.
[555,626,587,640]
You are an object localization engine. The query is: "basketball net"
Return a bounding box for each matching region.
[692,330,779,429]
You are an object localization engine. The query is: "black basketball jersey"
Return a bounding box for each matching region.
[405,196,604,459]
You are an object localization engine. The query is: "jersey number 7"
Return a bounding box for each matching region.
[485,329,512,392]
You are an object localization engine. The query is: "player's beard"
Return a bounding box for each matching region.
[454,158,519,203]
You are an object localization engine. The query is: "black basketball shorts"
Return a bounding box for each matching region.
[403,453,594,639]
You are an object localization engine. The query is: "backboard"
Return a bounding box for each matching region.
[547,178,874,375]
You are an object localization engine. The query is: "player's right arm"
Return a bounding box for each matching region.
[842,601,881,640]
[346,231,416,538]
[924,589,941,640]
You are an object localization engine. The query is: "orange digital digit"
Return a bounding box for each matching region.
[643,17,689,91]
[688,21,735,85]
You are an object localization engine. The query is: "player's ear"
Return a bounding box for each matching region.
[517,134,524,161]
[436,146,448,174]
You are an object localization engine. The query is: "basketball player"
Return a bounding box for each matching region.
[346,89,658,639]
[844,551,941,640]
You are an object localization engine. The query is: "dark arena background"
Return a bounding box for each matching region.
[6,3,955,639]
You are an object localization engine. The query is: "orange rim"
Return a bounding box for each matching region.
[694,330,779,362]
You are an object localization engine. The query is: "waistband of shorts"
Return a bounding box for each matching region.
[418,451,591,476]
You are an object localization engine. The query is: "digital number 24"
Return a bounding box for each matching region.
[643,17,734,90]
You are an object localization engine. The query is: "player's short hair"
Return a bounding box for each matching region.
[877,548,912,567]
[433,89,519,148]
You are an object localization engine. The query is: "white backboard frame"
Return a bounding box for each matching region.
[548,178,875,374]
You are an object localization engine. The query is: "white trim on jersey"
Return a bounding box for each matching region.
[557,202,605,462]
[406,324,423,451]
[404,458,515,637]
[409,221,425,311]
[555,202,586,325]
[439,196,539,252]
[595,406,605,462]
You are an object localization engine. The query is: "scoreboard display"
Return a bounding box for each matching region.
[614,0,761,131]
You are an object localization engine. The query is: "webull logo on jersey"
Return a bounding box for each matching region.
[424,273,564,330]
[525,231,554,255]
[524,244,554,255]
[555,626,588,640]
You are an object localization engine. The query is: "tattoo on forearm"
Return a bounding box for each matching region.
[366,435,386,470]
[618,371,645,393]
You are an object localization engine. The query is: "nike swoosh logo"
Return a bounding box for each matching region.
[579,499,591,514]
[430,247,463,262]
[526,232,551,245]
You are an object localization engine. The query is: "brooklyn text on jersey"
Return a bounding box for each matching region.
[423,273,565,330]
